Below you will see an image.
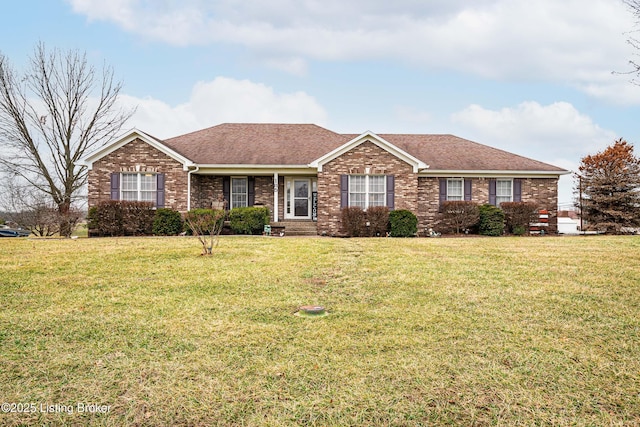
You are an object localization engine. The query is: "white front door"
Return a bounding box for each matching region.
[285,178,312,219]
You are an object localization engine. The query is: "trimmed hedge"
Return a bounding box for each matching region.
[501,202,538,235]
[341,207,367,237]
[341,206,391,237]
[439,201,480,234]
[228,206,270,235]
[478,204,505,236]
[366,206,390,237]
[389,209,418,237]
[153,208,183,236]
[88,201,155,237]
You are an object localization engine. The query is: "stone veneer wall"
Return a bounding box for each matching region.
[317,141,417,236]
[418,177,559,234]
[87,138,189,212]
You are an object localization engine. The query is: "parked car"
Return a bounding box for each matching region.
[0,226,31,237]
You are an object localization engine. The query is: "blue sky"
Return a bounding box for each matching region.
[3,0,640,207]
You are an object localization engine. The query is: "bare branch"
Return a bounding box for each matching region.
[0,43,134,236]
[622,0,640,84]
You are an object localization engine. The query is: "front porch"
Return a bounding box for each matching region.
[189,173,318,224]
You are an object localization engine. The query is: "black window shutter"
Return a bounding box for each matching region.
[464,179,472,201]
[439,178,447,204]
[223,177,230,210]
[513,178,522,202]
[386,175,395,210]
[248,176,255,207]
[110,173,120,200]
[156,173,165,208]
[340,175,349,208]
[489,179,497,206]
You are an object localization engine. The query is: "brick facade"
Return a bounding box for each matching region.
[87,138,189,212]
[317,141,418,236]
[418,177,559,234]
[88,137,561,235]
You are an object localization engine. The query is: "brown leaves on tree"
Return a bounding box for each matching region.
[576,138,640,233]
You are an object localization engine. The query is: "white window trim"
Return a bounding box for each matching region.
[496,179,513,205]
[230,177,248,209]
[349,175,386,209]
[121,172,157,204]
[446,178,464,201]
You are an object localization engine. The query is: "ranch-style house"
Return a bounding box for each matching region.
[79,123,569,235]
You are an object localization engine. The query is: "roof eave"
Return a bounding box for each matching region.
[191,164,317,175]
[419,169,570,177]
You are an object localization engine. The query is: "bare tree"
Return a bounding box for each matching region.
[184,209,226,255]
[0,43,133,236]
[624,0,640,83]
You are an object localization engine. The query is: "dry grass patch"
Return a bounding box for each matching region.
[0,235,639,425]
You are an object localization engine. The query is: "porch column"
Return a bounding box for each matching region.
[273,172,279,223]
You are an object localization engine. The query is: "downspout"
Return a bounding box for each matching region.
[187,165,200,211]
[273,172,279,223]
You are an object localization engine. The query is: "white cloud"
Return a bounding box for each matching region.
[450,101,619,204]
[451,101,616,158]
[67,0,639,102]
[117,76,328,138]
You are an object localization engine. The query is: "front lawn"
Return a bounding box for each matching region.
[0,236,638,425]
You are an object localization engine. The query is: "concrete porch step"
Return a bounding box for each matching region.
[270,221,318,236]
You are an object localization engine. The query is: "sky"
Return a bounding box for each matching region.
[2,0,640,208]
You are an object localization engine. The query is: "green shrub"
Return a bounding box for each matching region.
[366,206,390,237]
[228,206,270,235]
[87,201,154,237]
[501,202,538,235]
[153,208,183,236]
[341,207,367,237]
[389,209,418,237]
[512,225,528,236]
[478,204,505,236]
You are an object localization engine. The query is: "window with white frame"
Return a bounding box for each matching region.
[496,179,513,205]
[349,175,386,209]
[447,179,463,201]
[121,173,156,203]
[231,177,248,209]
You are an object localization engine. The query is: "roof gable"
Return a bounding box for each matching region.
[310,132,429,173]
[78,129,193,170]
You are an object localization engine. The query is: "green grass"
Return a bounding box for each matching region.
[1,235,639,426]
